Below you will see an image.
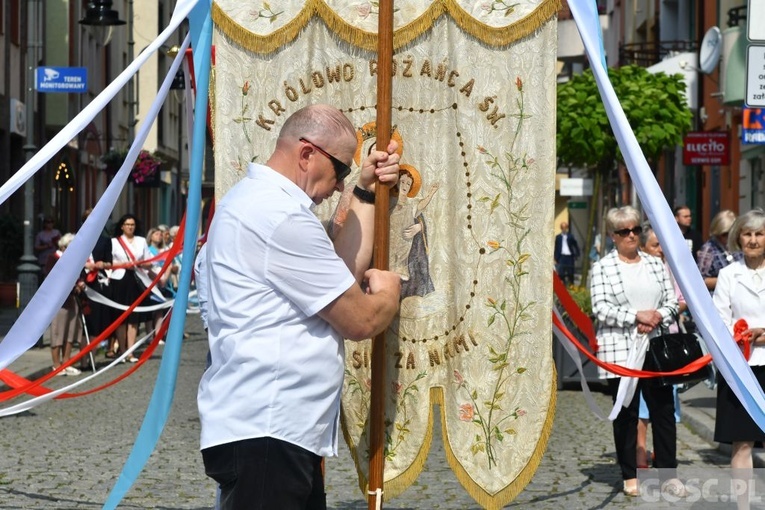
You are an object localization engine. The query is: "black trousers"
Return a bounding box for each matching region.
[607,378,677,481]
[556,255,576,285]
[202,437,326,510]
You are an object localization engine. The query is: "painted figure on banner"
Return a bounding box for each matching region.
[390,164,439,299]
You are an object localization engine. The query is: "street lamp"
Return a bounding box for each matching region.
[167,45,185,223]
[78,0,125,46]
[18,0,43,321]
[17,1,125,322]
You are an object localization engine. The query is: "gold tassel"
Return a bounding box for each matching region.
[213,0,562,54]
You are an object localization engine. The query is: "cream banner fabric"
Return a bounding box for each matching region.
[212,1,558,508]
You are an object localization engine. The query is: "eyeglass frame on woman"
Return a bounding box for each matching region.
[299,137,352,182]
[613,226,643,237]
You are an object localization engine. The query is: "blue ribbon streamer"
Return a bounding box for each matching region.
[102,2,212,508]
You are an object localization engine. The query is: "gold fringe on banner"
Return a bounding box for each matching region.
[340,367,557,506]
[212,0,561,54]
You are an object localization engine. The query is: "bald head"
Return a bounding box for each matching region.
[277,104,356,150]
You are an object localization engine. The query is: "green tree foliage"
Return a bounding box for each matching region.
[556,65,693,284]
[557,64,693,168]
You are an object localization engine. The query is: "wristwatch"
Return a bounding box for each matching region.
[353,185,376,203]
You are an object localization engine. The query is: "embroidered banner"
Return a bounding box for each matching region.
[212,1,558,508]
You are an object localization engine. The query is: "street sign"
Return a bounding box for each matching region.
[743,108,765,144]
[567,201,587,209]
[560,178,593,196]
[683,131,730,165]
[35,67,87,93]
[746,45,765,107]
[749,0,765,42]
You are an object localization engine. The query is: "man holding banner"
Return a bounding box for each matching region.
[197,104,401,509]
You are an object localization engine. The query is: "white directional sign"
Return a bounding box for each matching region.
[746,45,765,107]
[750,0,765,41]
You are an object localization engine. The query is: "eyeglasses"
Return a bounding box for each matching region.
[299,137,352,182]
[613,226,643,237]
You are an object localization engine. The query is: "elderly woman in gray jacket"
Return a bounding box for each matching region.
[590,206,682,497]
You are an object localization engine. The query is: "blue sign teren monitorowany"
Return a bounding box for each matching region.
[35,67,87,93]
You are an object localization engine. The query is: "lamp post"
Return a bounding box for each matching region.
[79,0,126,211]
[18,0,42,316]
[167,45,185,224]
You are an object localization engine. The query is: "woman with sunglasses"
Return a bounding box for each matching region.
[589,206,682,498]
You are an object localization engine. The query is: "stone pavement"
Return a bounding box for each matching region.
[0,304,761,509]
[0,305,744,464]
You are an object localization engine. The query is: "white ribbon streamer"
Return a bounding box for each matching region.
[568,0,765,429]
[0,327,157,417]
[552,306,609,420]
[83,287,174,312]
[608,331,649,420]
[0,34,191,371]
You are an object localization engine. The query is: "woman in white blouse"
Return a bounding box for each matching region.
[110,214,153,362]
[589,206,681,497]
[713,208,765,481]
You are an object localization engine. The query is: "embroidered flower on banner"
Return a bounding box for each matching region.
[449,75,535,470]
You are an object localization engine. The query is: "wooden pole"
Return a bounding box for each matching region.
[368,1,393,508]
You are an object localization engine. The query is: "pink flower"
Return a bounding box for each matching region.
[242,81,250,96]
[517,409,526,417]
[391,381,403,395]
[516,77,523,91]
[453,370,464,386]
[477,145,488,154]
[364,378,372,390]
[480,2,493,12]
[357,2,372,18]
[459,403,475,422]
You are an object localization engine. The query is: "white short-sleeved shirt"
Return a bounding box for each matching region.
[197,163,356,457]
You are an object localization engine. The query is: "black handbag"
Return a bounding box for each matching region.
[642,332,711,387]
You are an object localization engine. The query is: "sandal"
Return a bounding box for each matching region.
[623,480,639,497]
[104,351,117,359]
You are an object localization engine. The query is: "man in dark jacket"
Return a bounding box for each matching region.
[554,221,580,286]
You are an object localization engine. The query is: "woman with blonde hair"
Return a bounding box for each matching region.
[698,210,740,295]
[590,205,682,497]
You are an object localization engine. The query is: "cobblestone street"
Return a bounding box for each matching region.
[0,314,731,509]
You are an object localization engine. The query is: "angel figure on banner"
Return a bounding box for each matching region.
[390,164,440,299]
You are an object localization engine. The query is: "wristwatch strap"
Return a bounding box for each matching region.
[353,185,376,203]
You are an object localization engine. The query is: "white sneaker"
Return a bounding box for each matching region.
[64,366,82,376]
[52,367,66,377]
